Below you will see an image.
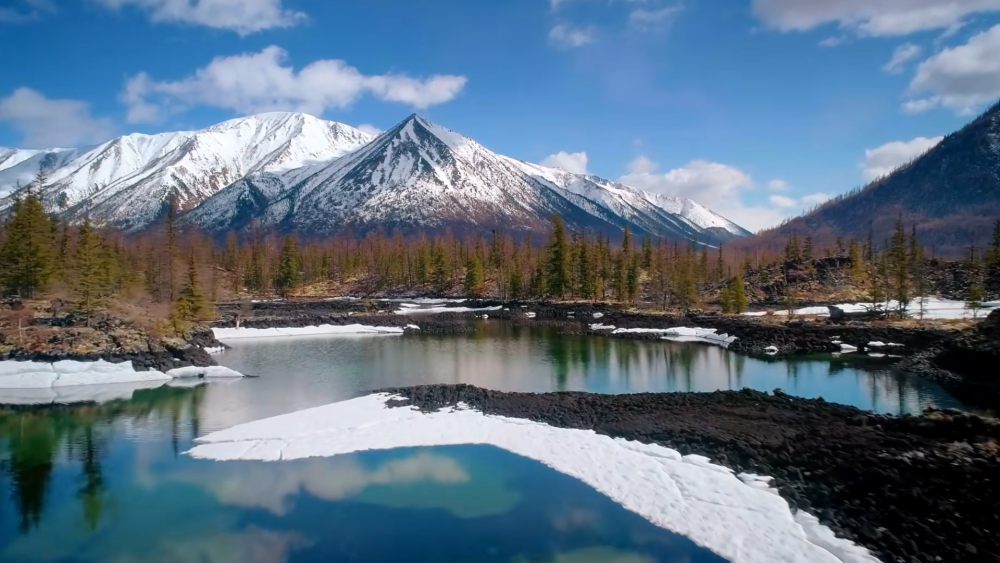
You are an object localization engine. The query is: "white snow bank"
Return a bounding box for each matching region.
[590,323,615,330]
[166,365,245,379]
[0,359,171,389]
[213,324,404,340]
[593,312,604,319]
[0,359,245,402]
[405,324,420,330]
[600,326,738,348]
[765,346,779,355]
[382,298,466,304]
[188,394,878,563]
[394,305,502,315]
[204,346,226,355]
[744,297,998,320]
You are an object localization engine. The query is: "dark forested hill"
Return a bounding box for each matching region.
[746,100,1000,256]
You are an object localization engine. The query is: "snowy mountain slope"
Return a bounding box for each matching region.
[188,114,749,243]
[0,148,79,198]
[0,113,374,229]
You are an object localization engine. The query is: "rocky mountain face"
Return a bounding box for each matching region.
[748,100,1000,255]
[1,112,748,243]
[0,113,375,230]
[185,114,749,242]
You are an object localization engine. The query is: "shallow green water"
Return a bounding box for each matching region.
[0,322,968,562]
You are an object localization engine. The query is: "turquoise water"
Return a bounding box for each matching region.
[0,323,968,562]
[0,386,724,562]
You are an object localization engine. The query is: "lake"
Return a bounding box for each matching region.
[0,322,968,562]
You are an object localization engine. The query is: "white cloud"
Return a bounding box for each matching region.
[626,154,657,174]
[541,151,589,174]
[882,43,921,74]
[861,136,943,181]
[751,0,1000,37]
[0,0,55,22]
[769,194,796,207]
[549,23,595,48]
[92,0,305,35]
[355,123,382,136]
[905,23,1000,114]
[801,192,834,207]
[121,46,468,123]
[628,6,682,31]
[618,159,832,232]
[0,87,113,148]
[818,36,847,47]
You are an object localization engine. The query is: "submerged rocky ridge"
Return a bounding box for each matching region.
[379,384,999,563]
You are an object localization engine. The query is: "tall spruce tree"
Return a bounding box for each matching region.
[464,254,485,297]
[546,215,569,298]
[731,273,748,313]
[0,190,57,298]
[171,253,208,333]
[887,218,910,315]
[274,236,302,297]
[72,218,107,320]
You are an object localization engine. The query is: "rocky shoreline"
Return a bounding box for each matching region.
[0,316,226,372]
[379,384,999,563]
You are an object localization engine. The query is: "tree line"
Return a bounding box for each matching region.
[3,185,999,325]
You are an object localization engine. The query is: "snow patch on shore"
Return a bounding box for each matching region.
[744,297,998,320]
[394,305,502,315]
[187,394,879,563]
[0,359,246,403]
[589,325,737,348]
[213,324,404,340]
[204,346,226,355]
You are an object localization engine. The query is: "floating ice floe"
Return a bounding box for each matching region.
[213,324,405,340]
[0,359,246,404]
[599,327,738,348]
[188,394,879,563]
[840,344,858,353]
[405,324,420,330]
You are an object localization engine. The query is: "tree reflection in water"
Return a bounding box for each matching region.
[0,385,206,534]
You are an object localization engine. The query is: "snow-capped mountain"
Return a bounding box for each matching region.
[187,114,749,243]
[0,113,374,229]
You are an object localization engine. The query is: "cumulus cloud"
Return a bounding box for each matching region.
[92,0,305,35]
[355,123,382,136]
[0,0,56,23]
[549,23,595,48]
[0,87,113,148]
[751,0,1000,37]
[618,158,832,232]
[769,194,796,207]
[120,46,468,123]
[768,178,790,191]
[862,136,943,181]
[541,151,589,174]
[882,43,921,74]
[626,154,657,174]
[904,23,1000,114]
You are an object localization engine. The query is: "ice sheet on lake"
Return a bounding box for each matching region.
[0,359,246,403]
[188,394,879,563]
[213,324,405,339]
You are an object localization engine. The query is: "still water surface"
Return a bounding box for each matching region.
[0,322,967,562]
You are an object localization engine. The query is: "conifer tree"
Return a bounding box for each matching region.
[848,239,864,281]
[171,253,208,333]
[577,234,595,300]
[720,284,734,314]
[967,283,984,319]
[274,236,302,297]
[464,254,484,297]
[989,219,1000,269]
[546,215,569,298]
[0,190,57,298]
[784,235,801,263]
[641,235,653,270]
[802,236,813,262]
[626,254,640,303]
[72,219,107,320]
[887,218,910,315]
[731,273,748,314]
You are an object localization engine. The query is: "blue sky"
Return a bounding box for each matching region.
[2,0,999,231]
